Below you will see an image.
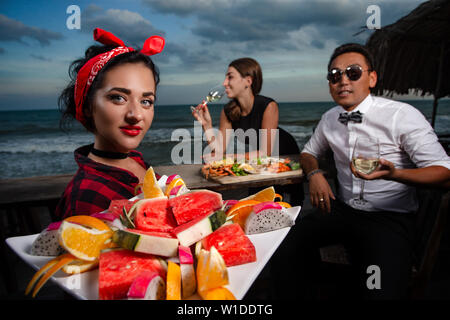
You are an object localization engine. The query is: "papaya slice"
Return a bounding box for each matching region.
[166,261,181,300]
[203,287,236,300]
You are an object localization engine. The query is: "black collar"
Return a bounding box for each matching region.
[90,145,129,159]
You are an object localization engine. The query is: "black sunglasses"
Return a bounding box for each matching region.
[327,65,371,84]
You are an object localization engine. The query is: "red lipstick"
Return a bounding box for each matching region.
[120,125,142,137]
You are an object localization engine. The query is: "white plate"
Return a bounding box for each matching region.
[6,206,301,300]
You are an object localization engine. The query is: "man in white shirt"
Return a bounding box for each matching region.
[294,43,450,299]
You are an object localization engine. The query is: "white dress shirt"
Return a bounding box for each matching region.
[302,94,450,213]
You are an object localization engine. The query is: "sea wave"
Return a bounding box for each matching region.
[0,134,91,154]
[0,125,70,136]
[0,127,203,154]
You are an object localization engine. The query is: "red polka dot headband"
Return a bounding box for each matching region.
[74,28,165,125]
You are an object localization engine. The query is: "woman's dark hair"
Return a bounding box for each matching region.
[58,45,160,132]
[223,57,263,122]
[327,43,375,72]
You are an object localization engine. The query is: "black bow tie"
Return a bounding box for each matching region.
[338,110,363,125]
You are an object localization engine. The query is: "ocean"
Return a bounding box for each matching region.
[1,99,449,179]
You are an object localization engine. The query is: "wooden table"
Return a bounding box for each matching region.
[155,164,303,192]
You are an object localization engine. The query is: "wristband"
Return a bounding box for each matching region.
[306,169,324,181]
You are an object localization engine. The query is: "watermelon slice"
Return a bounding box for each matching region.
[98,249,167,300]
[201,223,256,267]
[134,197,177,233]
[112,229,179,257]
[172,208,227,247]
[107,199,138,218]
[169,189,223,225]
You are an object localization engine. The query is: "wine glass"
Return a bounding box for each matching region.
[349,137,380,209]
[190,84,225,114]
[204,84,225,104]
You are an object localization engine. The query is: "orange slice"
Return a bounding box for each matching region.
[226,200,260,229]
[277,201,292,208]
[134,183,143,196]
[203,287,236,300]
[165,177,185,197]
[274,193,283,201]
[25,253,76,298]
[240,186,276,202]
[58,220,113,261]
[166,261,181,300]
[25,256,63,296]
[197,247,229,298]
[64,215,111,231]
[142,167,165,199]
[62,259,99,274]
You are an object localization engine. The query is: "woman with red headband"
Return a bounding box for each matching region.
[54,28,165,219]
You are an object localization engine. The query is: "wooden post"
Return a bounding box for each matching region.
[431,42,445,128]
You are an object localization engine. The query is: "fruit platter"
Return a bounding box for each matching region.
[201,157,303,184]
[6,167,301,300]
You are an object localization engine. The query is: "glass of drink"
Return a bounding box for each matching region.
[191,85,225,114]
[205,85,225,104]
[349,136,380,209]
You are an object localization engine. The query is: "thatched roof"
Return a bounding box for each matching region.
[366,0,450,99]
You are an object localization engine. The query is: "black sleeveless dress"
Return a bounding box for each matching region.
[229,95,300,155]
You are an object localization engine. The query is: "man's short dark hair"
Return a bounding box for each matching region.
[327,43,375,72]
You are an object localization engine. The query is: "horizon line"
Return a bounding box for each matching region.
[1,97,448,112]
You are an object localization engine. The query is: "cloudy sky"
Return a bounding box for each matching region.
[0,0,427,110]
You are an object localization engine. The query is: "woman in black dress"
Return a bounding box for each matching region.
[192,57,303,206]
[192,57,299,161]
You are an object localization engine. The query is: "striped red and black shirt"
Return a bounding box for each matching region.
[54,144,157,219]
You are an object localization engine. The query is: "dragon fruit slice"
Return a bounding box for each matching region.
[223,200,239,212]
[244,201,295,235]
[46,221,62,231]
[179,245,196,298]
[127,271,166,300]
[30,227,66,256]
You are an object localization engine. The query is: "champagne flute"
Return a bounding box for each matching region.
[350,137,380,209]
[190,84,225,114]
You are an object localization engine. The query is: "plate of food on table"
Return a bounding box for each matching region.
[201,156,302,183]
[6,167,301,300]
